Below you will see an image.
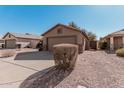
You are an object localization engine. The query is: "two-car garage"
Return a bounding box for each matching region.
[47,36,76,50]
[42,24,89,52]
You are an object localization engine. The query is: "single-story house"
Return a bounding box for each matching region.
[2,32,42,49]
[0,39,5,48]
[42,24,89,53]
[103,29,124,50]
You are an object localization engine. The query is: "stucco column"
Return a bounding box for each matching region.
[110,37,114,50]
[83,39,86,51]
[123,36,124,48]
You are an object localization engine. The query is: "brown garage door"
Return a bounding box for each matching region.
[114,37,123,50]
[90,41,97,50]
[48,36,76,51]
[5,39,16,49]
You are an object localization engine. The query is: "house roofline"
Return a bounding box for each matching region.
[103,29,124,40]
[41,23,89,40]
[2,32,16,39]
[3,32,42,40]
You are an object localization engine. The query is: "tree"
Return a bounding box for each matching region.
[81,28,87,34]
[86,31,97,41]
[68,22,97,41]
[68,22,80,29]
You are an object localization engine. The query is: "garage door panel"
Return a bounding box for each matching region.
[48,36,76,50]
[5,39,16,49]
[114,37,123,49]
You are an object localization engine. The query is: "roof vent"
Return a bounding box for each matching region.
[25,33,31,35]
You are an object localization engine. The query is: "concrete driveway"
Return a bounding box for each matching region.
[0,50,54,88]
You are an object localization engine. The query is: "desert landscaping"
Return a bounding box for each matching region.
[0,47,124,88]
[0,23,124,88]
[56,51,124,88]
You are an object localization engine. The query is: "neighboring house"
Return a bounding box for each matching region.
[103,29,124,50]
[42,24,89,53]
[0,39,5,48]
[2,32,42,49]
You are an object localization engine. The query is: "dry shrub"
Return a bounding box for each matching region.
[0,50,16,57]
[116,48,124,57]
[20,44,78,88]
[53,44,78,70]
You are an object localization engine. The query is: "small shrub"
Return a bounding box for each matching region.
[36,41,43,51]
[116,48,124,57]
[99,41,108,50]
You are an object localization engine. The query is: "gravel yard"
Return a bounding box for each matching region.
[56,51,124,88]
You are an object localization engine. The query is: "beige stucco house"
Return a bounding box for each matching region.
[2,32,42,49]
[103,29,124,50]
[0,39,5,48]
[42,24,89,53]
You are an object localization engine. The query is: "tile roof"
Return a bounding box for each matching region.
[9,32,42,40]
[103,29,124,39]
[110,29,124,35]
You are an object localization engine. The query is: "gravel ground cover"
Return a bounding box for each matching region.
[56,51,124,88]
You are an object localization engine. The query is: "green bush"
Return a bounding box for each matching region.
[99,41,108,50]
[116,48,124,57]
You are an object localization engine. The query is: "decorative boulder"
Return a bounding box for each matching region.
[53,44,78,70]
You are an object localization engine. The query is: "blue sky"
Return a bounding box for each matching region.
[0,5,124,39]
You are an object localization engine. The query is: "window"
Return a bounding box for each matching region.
[57,28,63,34]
